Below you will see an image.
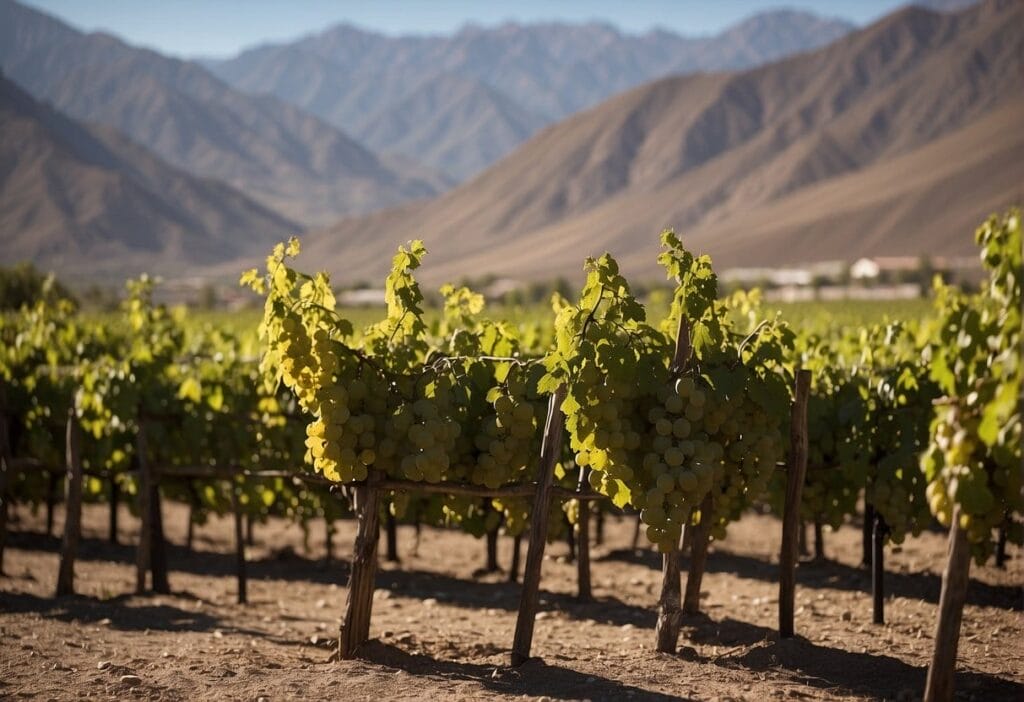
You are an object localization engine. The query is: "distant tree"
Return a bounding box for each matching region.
[0,263,77,311]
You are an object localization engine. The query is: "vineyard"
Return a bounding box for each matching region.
[0,212,1021,701]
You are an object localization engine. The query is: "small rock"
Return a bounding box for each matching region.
[97,661,111,670]
[119,675,141,685]
[422,598,438,607]
[396,633,414,644]
[315,599,327,609]
[841,611,853,622]
[213,630,224,639]
[535,611,551,620]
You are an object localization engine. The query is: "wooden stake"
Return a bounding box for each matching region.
[325,519,334,562]
[595,508,604,546]
[509,534,522,583]
[862,502,875,569]
[655,535,684,652]
[135,423,151,594]
[150,472,169,594]
[339,472,381,659]
[108,476,119,545]
[0,385,12,575]
[778,368,811,638]
[56,408,83,597]
[230,484,247,605]
[45,470,59,537]
[385,507,400,563]
[924,508,972,702]
[814,518,825,561]
[576,469,592,602]
[873,513,887,625]
[683,495,713,615]
[656,314,693,651]
[995,517,1007,569]
[510,384,566,667]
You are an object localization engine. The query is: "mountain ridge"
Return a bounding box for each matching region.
[294,0,1022,284]
[0,0,441,225]
[0,72,300,280]
[205,10,856,180]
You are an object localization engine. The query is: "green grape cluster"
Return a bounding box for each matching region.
[547,233,792,552]
[921,209,1022,560]
[467,377,541,489]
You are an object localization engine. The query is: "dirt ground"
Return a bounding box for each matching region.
[1,500,1021,701]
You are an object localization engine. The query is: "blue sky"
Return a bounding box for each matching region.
[24,1,916,58]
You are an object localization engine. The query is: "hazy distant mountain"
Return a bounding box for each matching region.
[205,11,855,179]
[298,0,1023,283]
[0,0,442,225]
[0,73,298,279]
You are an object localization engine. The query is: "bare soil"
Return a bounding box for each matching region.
[1,501,1021,701]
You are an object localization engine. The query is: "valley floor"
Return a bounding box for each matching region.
[1,503,1021,701]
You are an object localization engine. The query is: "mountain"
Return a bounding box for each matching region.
[355,74,548,181]
[205,12,855,179]
[0,0,441,225]
[297,0,1023,284]
[0,72,298,279]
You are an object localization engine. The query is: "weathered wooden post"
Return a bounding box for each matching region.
[576,469,592,602]
[385,508,400,563]
[509,534,522,583]
[0,383,12,575]
[655,315,691,651]
[682,495,715,616]
[873,513,888,625]
[778,368,811,638]
[510,384,566,667]
[135,423,152,594]
[55,407,83,597]
[230,481,248,604]
[108,475,119,544]
[923,508,972,702]
[339,471,382,659]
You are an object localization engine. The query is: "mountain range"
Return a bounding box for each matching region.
[0,72,297,279]
[0,0,443,225]
[204,12,856,180]
[299,0,1023,284]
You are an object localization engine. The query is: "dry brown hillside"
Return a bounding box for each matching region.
[300,0,1023,284]
[0,74,298,279]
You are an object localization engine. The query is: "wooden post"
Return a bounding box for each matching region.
[108,476,119,545]
[565,513,576,563]
[994,518,1007,569]
[325,519,335,562]
[245,513,254,546]
[631,513,642,550]
[509,534,522,583]
[230,484,247,605]
[595,508,604,546]
[924,508,972,702]
[873,513,887,625]
[813,518,825,561]
[778,368,811,638]
[339,472,382,659]
[656,534,684,652]
[385,508,400,563]
[55,408,83,597]
[683,496,713,615]
[45,470,59,537]
[862,502,875,568]
[510,384,566,667]
[656,314,693,651]
[485,527,500,572]
[576,470,592,602]
[798,520,809,557]
[0,385,12,575]
[135,425,151,594]
[149,470,170,594]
